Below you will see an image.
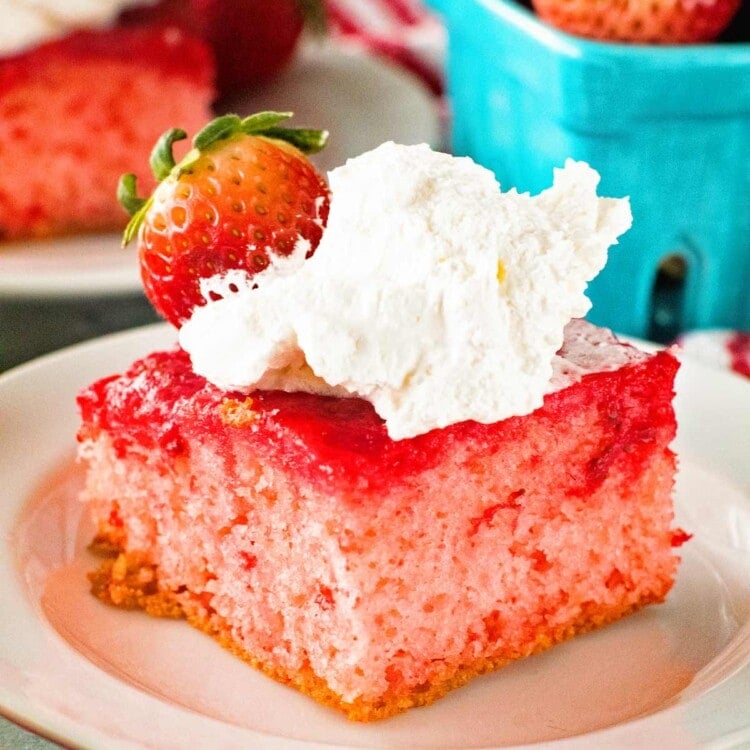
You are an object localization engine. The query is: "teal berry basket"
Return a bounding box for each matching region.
[426,0,750,341]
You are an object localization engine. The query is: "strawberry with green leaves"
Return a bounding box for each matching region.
[531,0,741,43]
[119,111,330,327]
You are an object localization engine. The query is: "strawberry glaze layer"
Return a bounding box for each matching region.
[0,24,213,95]
[77,322,679,495]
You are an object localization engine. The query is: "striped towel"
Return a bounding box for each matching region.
[324,0,446,96]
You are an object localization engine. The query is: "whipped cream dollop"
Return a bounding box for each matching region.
[180,142,632,440]
[0,0,157,55]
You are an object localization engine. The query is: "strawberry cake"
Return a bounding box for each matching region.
[0,4,214,241]
[76,122,686,720]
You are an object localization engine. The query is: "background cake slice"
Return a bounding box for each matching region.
[76,318,684,721]
[0,24,214,241]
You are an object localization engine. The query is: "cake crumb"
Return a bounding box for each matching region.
[219,396,257,427]
[88,552,183,619]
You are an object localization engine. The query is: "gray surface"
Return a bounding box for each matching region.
[0,717,63,749]
[0,293,160,374]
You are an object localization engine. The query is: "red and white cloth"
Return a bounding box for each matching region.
[324,0,750,384]
[324,0,446,96]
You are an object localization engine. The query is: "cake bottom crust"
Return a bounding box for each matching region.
[88,545,668,722]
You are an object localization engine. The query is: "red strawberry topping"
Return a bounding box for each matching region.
[119,112,330,327]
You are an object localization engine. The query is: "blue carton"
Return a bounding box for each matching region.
[427,0,750,339]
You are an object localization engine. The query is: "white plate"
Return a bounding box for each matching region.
[0,233,141,299]
[0,325,748,750]
[0,44,440,301]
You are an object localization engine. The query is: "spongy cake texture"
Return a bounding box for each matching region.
[77,320,684,721]
[0,25,214,241]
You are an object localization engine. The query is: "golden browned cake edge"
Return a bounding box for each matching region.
[87,546,668,722]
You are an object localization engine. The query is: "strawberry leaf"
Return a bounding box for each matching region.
[118,172,154,245]
[240,111,294,133]
[150,128,188,181]
[263,126,329,154]
[122,196,153,247]
[117,173,146,216]
[193,114,242,151]
[119,110,329,247]
[191,112,328,155]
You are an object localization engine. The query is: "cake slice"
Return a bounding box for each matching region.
[0,24,214,241]
[76,129,685,721]
[76,318,683,721]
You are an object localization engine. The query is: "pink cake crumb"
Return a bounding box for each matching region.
[0,25,214,241]
[77,319,685,720]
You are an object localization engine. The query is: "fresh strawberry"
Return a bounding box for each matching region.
[120,0,326,97]
[119,111,330,327]
[530,0,741,43]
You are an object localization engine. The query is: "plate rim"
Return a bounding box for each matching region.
[0,324,748,750]
[0,233,142,300]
